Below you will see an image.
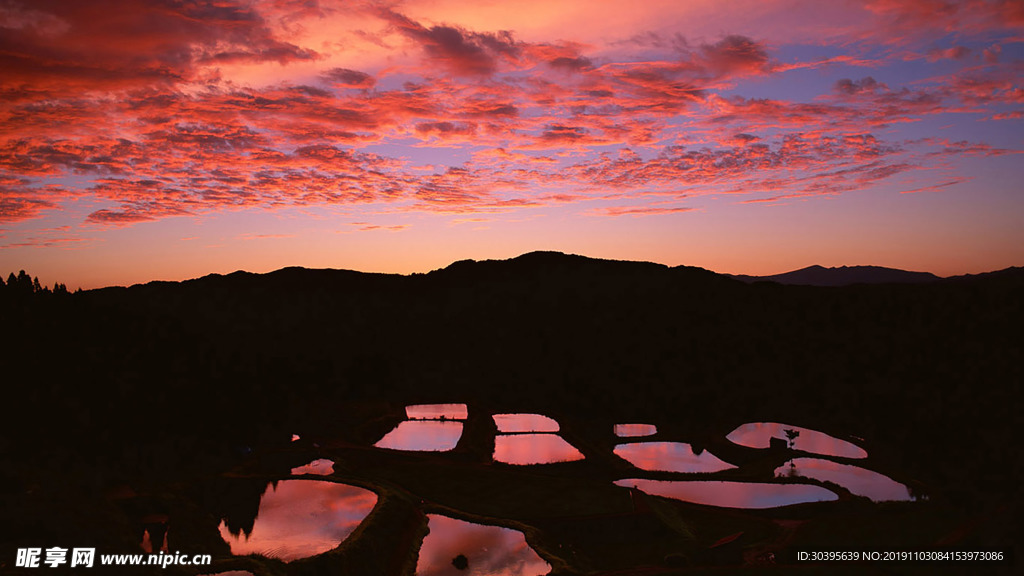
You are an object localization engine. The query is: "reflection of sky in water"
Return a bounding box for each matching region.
[614,442,736,473]
[726,422,868,459]
[291,458,335,476]
[493,434,584,465]
[775,458,914,502]
[616,479,838,509]
[492,413,560,433]
[406,403,468,420]
[416,514,550,576]
[375,421,464,451]
[140,529,167,554]
[614,423,657,438]
[217,480,376,561]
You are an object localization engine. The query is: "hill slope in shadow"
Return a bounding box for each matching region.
[1,251,1021,527]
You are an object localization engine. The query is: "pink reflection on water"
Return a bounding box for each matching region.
[217,480,376,562]
[406,404,468,420]
[416,514,550,576]
[726,422,868,459]
[614,442,736,473]
[614,423,657,438]
[291,458,335,476]
[615,479,838,509]
[375,421,464,451]
[492,413,560,433]
[140,529,168,554]
[493,434,584,465]
[775,458,914,502]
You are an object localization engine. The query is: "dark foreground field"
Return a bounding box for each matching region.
[1,252,1020,574]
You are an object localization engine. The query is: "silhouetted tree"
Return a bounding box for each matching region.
[783,429,799,449]
[784,460,798,478]
[10,270,34,297]
[2,271,72,300]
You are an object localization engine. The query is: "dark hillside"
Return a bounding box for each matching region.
[1,252,1021,572]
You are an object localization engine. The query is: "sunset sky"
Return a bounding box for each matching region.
[2,0,1022,289]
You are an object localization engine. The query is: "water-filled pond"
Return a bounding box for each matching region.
[614,423,657,438]
[726,422,868,459]
[775,458,914,501]
[291,458,335,476]
[493,413,560,433]
[493,434,585,465]
[415,514,550,576]
[615,479,838,509]
[217,480,377,561]
[406,403,468,420]
[613,442,736,473]
[375,421,464,451]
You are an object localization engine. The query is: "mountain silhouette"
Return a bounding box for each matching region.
[728,264,941,286]
[1,250,1022,570]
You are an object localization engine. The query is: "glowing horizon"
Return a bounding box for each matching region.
[2,0,1022,289]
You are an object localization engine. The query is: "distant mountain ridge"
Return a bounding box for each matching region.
[86,251,1018,291]
[728,264,942,287]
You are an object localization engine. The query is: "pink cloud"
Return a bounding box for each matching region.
[0,196,57,223]
[0,0,314,97]
[990,110,1023,120]
[238,233,296,240]
[857,0,1024,49]
[415,121,478,139]
[926,139,1019,157]
[375,8,522,76]
[321,68,377,89]
[697,35,772,78]
[899,177,971,194]
[352,224,409,232]
[564,133,915,201]
[590,205,696,217]
[0,0,1017,230]
[1,235,91,249]
[927,45,972,61]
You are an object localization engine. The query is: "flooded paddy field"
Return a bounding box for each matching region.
[8,399,1008,575]
[2,254,1020,574]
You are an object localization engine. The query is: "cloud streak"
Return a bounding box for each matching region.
[0,0,1020,228]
